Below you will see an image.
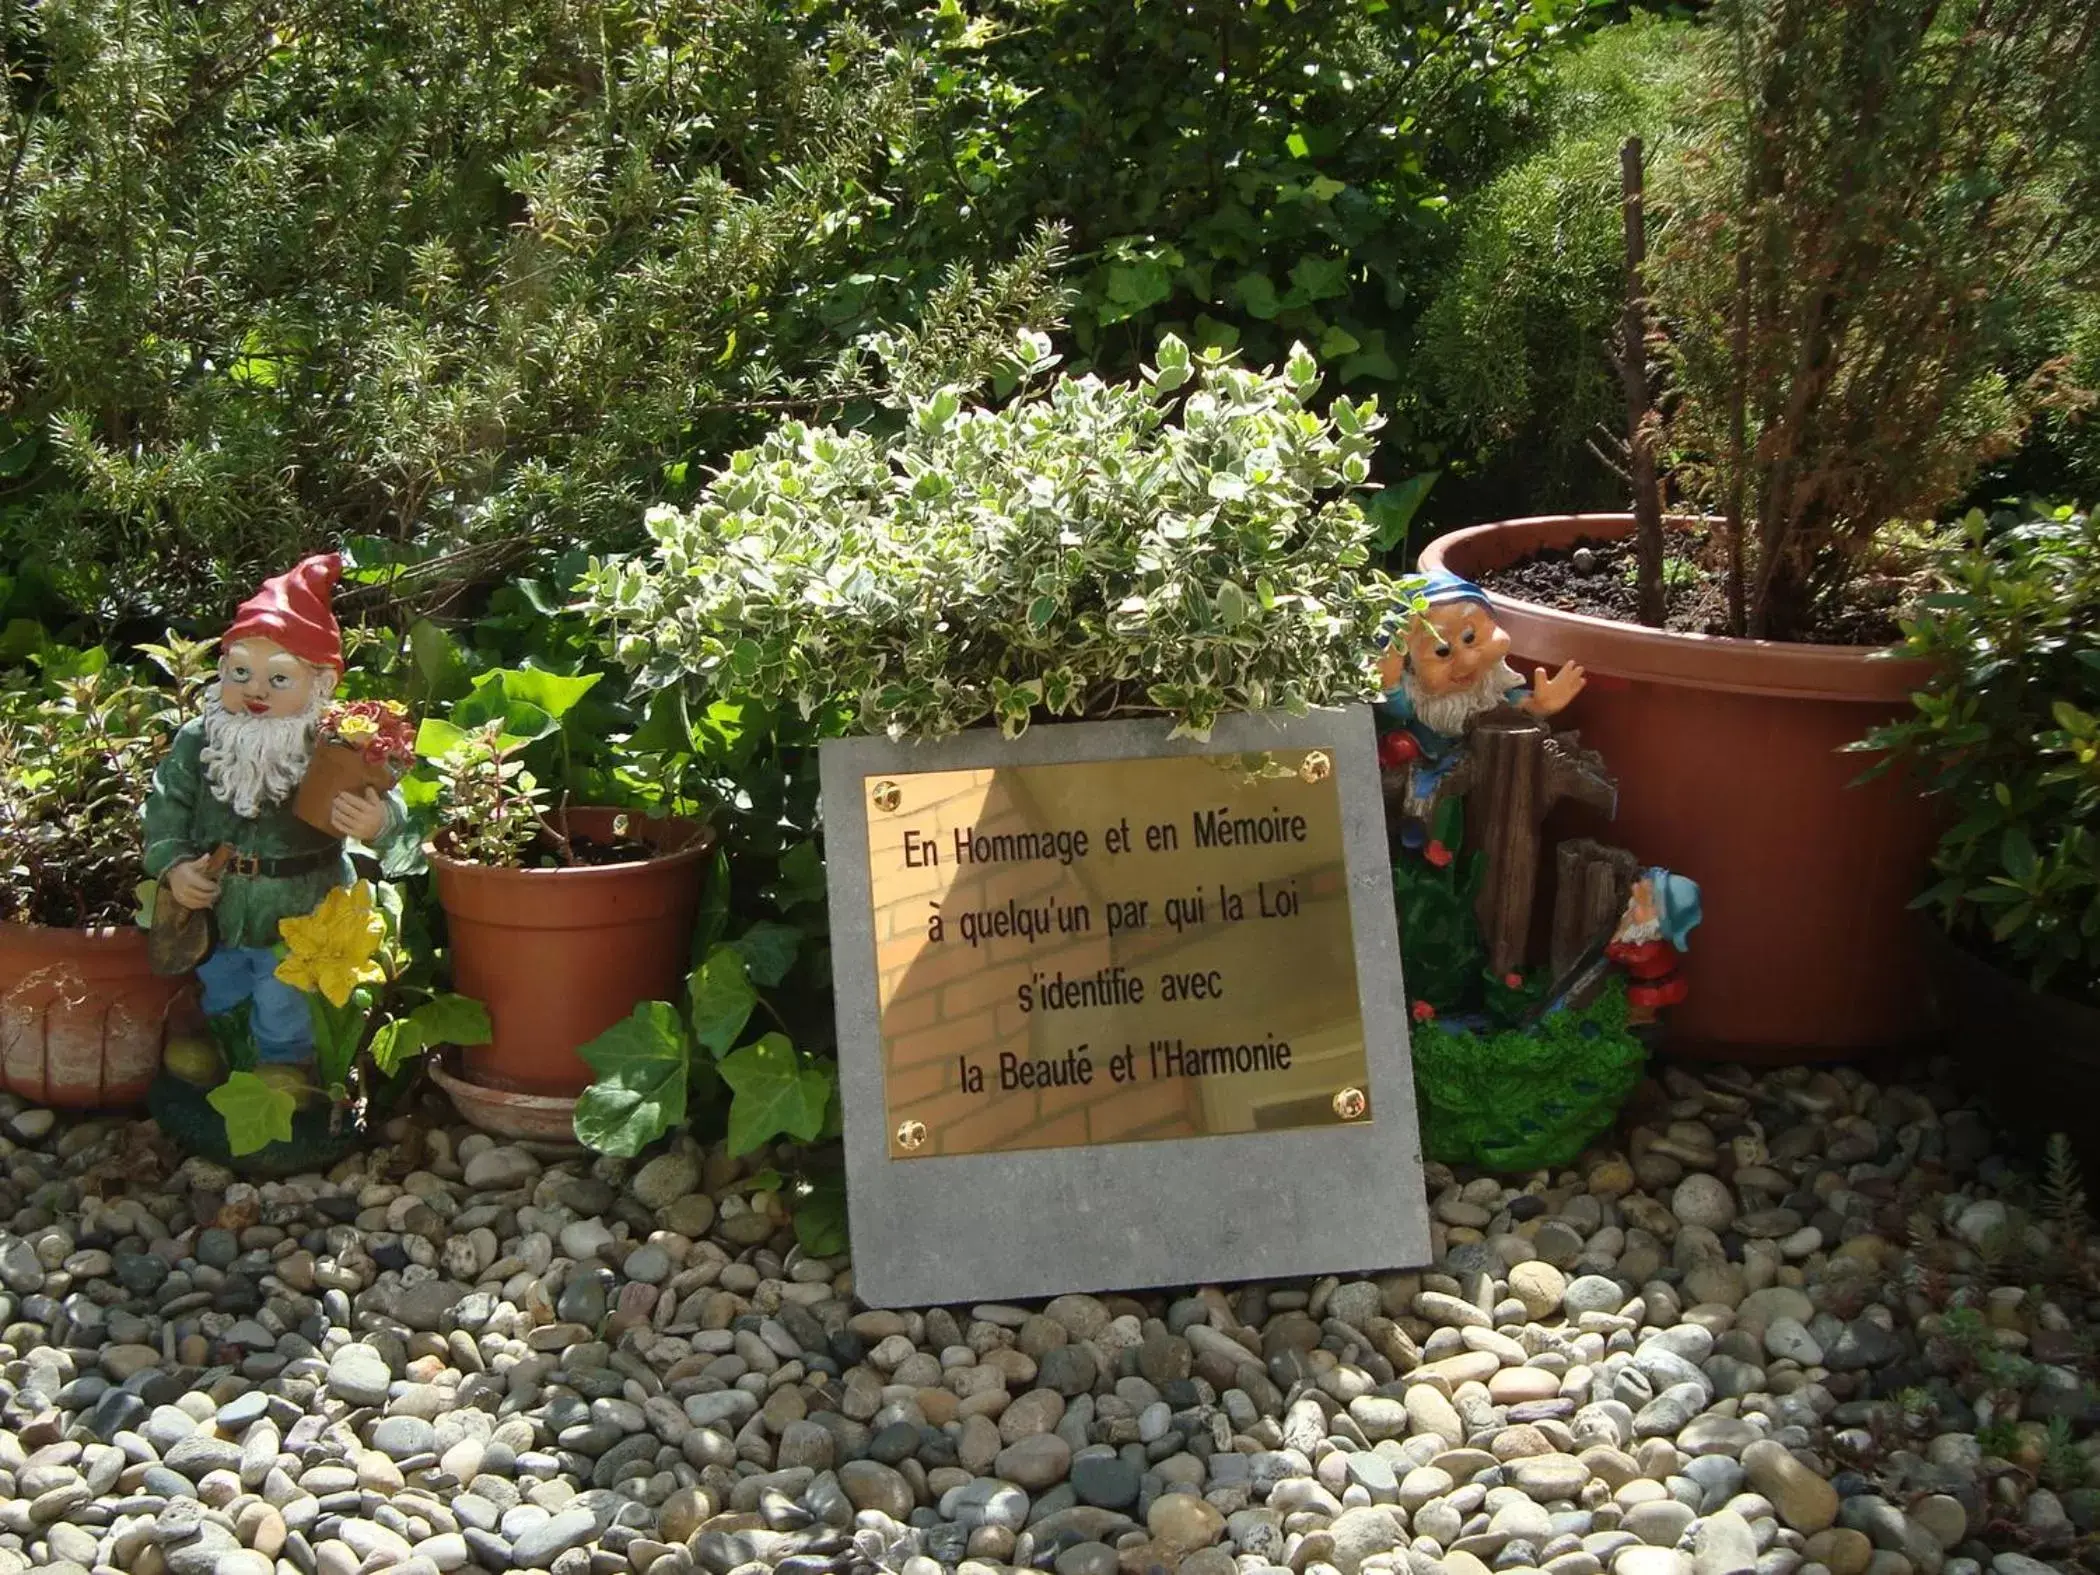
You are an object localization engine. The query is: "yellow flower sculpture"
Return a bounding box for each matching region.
[276,881,387,1006]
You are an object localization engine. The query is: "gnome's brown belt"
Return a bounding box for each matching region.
[223,849,337,878]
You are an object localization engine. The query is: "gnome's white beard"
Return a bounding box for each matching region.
[200,678,333,820]
[1402,657,1524,737]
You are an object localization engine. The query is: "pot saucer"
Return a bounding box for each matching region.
[428,1051,581,1144]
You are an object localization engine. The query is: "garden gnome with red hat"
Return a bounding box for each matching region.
[142,554,409,1067]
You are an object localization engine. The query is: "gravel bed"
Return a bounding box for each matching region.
[0,1060,2090,1575]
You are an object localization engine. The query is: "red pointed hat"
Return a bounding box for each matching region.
[221,553,345,672]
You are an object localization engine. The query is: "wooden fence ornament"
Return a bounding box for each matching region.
[1461,718,1616,975]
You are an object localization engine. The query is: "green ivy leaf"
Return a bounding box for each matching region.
[692,848,733,963]
[1340,329,1400,384]
[772,841,828,913]
[368,1018,425,1077]
[493,667,602,722]
[453,685,555,742]
[720,1033,832,1155]
[689,945,758,1055]
[1289,254,1349,301]
[407,619,470,706]
[0,618,41,664]
[2003,827,2040,884]
[793,1172,850,1257]
[733,920,802,988]
[573,1001,691,1157]
[413,716,472,761]
[406,994,492,1047]
[209,1071,297,1156]
[1234,272,1280,319]
[1368,471,1439,553]
[1100,261,1172,323]
[1317,324,1361,358]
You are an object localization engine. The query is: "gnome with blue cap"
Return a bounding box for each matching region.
[1375,571,1588,847]
[1607,867,1704,1021]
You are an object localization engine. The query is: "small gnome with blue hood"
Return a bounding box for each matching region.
[1608,867,1704,1021]
[1376,571,1588,851]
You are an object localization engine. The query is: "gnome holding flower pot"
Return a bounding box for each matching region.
[142,555,409,1069]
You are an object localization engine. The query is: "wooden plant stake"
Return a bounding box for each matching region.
[1617,135,1667,629]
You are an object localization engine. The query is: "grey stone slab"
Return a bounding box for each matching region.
[820,706,1429,1307]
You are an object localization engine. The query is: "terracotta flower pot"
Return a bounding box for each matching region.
[1422,514,1939,1061]
[293,740,394,836]
[0,922,191,1107]
[428,808,712,1097]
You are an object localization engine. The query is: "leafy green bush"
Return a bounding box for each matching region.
[1861,505,2100,1005]
[0,634,215,926]
[574,914,836,1162]
[1410,18,1699,524]
[0,0,1059,623]
[858,0,1596,503]
[583,337,1406,741]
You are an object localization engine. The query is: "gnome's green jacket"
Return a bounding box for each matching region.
[142,718,410,950]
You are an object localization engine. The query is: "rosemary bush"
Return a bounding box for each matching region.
[1653,0,2100,640]
[0,0,1059,622]
[582,337,1405,741]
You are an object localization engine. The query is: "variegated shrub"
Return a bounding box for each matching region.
[582,336,1409,741]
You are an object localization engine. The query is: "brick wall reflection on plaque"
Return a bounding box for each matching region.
[864,750,1370,1159]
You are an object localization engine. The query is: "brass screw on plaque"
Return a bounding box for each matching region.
[872,780,901,813]
[1299,750,1332,784]
[1332,1087,1367,1121]
[895,1118,928,1150]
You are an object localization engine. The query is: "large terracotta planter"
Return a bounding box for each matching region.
[429,808,712,1097]
[1422,514,1939,1061]
[0,923,190,1107]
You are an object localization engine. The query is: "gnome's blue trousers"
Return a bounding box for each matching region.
[197,947,314,1064]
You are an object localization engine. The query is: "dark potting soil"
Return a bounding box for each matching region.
[7,870,141,930]
[539,831,661,867]
[1474,532,1914,645]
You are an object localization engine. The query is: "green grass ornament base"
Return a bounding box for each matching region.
[1411,978,1648,1173]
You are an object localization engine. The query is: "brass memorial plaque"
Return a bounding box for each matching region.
[864,749,1369,1160]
